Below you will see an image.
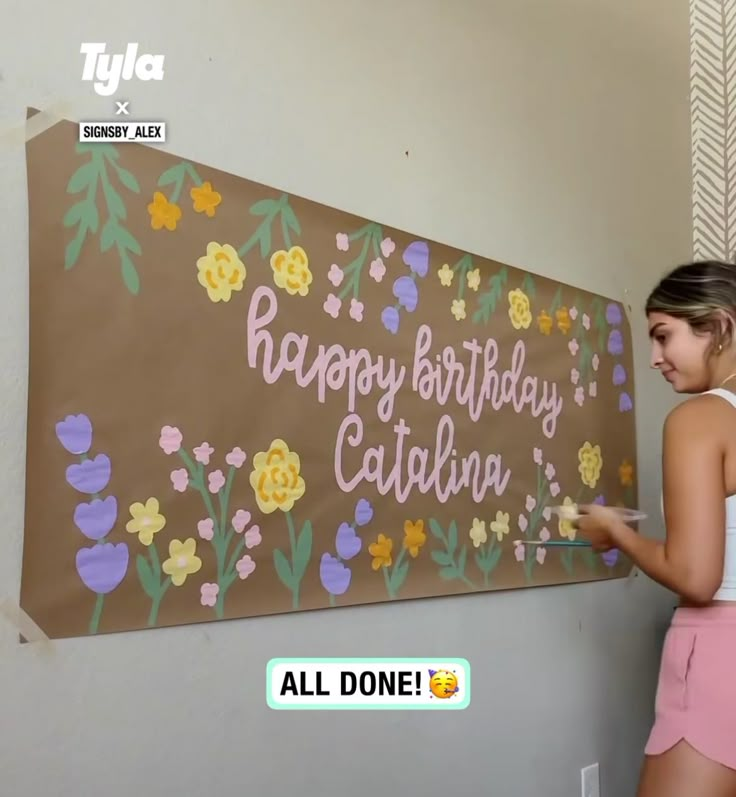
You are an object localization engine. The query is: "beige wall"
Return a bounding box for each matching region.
[0,1,691,795]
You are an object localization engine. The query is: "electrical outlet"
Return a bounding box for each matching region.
[581,763,600,797]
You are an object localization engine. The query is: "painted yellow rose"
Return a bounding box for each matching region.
[508,289,532,329]
[147,191,182,231]
[558,496,577,540]
[438,263,454,286]
[249,438,305,514]
[402,520,426,557]
[537,310,553,335]
[469,518,487,548]
[556,307,572,334]
[196,242,246,302]
[451,299,466,320]
[270,245,313,296]
[490,511,510,542]
[126,497,166,546]
[369,533,393,569]
[190,181,222,217]
[578,441,603,488]
[467,268,481,291]
[162,538,202,586]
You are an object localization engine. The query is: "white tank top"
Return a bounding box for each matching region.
[696,388,736,600]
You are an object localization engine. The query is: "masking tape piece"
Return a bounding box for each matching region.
[0,598,52,648]
[0,102,72,148]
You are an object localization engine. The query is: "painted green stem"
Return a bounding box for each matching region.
[89,593,104,634]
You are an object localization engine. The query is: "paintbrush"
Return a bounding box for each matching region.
[514,540,591,548]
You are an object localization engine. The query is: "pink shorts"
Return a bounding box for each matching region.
[645,604,736,770]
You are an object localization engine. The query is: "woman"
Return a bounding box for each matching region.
[577,260,736,796]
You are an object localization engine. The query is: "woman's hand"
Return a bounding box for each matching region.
[575,504,626,552]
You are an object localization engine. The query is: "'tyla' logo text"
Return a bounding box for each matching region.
[80,43,164,97]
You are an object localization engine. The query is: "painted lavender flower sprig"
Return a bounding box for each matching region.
[320,498,373,606]
[56,413,129,634]
[381,240,429,334]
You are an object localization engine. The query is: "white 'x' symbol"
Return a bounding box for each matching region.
[115,101,130,115]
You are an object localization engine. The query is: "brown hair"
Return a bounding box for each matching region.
[646,260,736,353]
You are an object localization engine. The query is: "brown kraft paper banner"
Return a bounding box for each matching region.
[20,108,638,639]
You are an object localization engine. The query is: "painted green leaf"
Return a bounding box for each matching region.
[250,198,275,216]
[522,273,536,299]
[65,229,86,270]
[549,286,563,315]
[259,226,272,259]
[283,205,301,235]
[85,203,100,234]
[136,554,156,598]
[157,163,185,187]
[294,520,313,579]
[63,203,85,228]
[560,550,574,576]
[488,547,503,569]
[431,550,454,566]
[439,566,458,580]
[67,162,97,194]
[115,166,140,194]
[120,251,140,295]
[104,185,126,220]
[391,561,409,593]
[474,552,486,573]
[428,518,445,541]
[447,520,458,555]
[116,226,142,256]
[457,544,467,574]
[273,548,293,587]
[100,218,117,252]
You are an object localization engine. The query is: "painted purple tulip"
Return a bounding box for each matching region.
[354,498,373,526]
[55,413,93,455]
[381,306,400,334]
[73,496,118,540]
[393,276,418,312]
[608,329,624,356]
[66,454,111,494]
[613,364,627,386]
[601,548,619,567]
[335,522,362,560]
[619,392,633,412]
[606,303,622,325]
[76,542,129,594]
[319,553,351,595]
[402,240,429,277]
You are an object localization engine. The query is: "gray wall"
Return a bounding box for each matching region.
[0,1,692,795]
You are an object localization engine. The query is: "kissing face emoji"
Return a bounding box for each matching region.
[428,669,459,699]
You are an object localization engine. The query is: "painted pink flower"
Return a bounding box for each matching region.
[582,313,591,330]
[194,442,214,465]
[336,233,349,251]
[245,526,262,549]
[525,495,536,512]
[369,258,386,282]
[159,425,182,455]
[568,339,579,356]
[200,582,219,607]
[380,237,395,258]
[349,298,364,322]
[232,509,251,533]
[545,462,555,480]
[518,515,528,533]
[575,386,585,406]
[589,381,597,397]
[236,554,256,579]
[569,307,578,321]
[542,507,552,522]
[328,263,344,286]
[533,447,543,465]
[208,469,226,493]
[571,368,580,385]
[536,547,547,564]
[226,447,246,468]
[549,482,560,497]
[171,468,189,492]
[323,293,341,319]
[197,518,214,540]
[514,543,525,562]
[592,354,600,372]
[539,527,551,542]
